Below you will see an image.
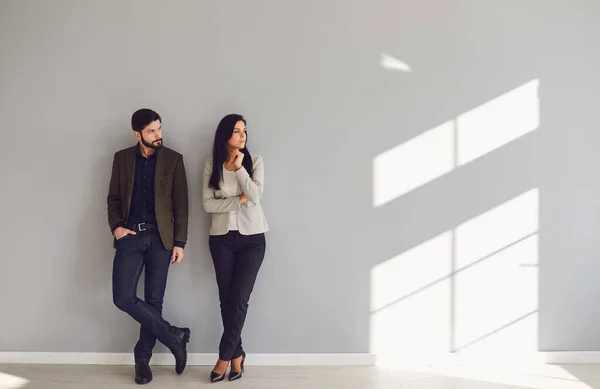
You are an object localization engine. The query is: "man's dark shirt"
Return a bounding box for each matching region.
[128,144,158,225]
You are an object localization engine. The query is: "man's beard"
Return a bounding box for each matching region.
[142,136,163,150]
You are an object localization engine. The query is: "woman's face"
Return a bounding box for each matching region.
[228,120,247,150]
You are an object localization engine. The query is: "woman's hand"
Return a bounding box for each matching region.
[233,150,244,170]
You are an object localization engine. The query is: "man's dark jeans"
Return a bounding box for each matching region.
[112,229,179,363]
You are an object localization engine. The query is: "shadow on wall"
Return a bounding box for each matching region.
[310,46,548,360]
[293,0,600,360]
[370,77,541,363]
[68,120,220,355]
[270,0,600,359]
[69,125,142,352]
[70,117,224,356]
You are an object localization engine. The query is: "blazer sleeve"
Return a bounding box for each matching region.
[234,155,264,204]
[106,152,124,233]
[172,153,189,246]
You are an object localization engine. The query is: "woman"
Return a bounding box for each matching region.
[202,113,268,382]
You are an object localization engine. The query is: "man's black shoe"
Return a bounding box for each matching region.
[169,327,191,374]
[134,362,153,385]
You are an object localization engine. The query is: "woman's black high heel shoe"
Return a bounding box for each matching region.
[210,361,228,383]
[210,370,225,383]
[228,351,246,381]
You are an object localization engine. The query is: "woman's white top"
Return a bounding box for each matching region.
[222,167,240,230]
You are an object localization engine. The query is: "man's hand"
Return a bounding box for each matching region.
[171,247,184,264]
[114,227,136,240]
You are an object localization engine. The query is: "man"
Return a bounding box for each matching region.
[107,108,190,385]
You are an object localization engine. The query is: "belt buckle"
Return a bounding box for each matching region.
[138,223,147,231]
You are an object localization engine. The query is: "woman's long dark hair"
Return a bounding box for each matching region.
[209,114,253,190]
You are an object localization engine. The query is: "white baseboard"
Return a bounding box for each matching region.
[542,352,600,364]
[1,352,599,366]
[0,352,375,366]
[429,352,600,365]
[416,352,600,365]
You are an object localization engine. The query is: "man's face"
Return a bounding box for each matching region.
[136,120,162,150]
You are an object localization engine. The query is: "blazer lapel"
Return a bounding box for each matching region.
[125,146,136,211]
[154,148,166,197]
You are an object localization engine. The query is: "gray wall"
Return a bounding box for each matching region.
[1,0,600,356]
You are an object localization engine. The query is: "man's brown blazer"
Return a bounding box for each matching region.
[107,145,188,250]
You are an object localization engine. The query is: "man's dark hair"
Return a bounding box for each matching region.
[131,108,161,132]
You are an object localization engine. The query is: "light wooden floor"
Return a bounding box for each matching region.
[1,363,600,389]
